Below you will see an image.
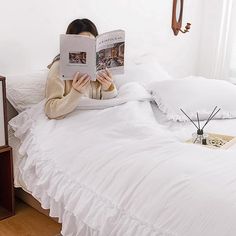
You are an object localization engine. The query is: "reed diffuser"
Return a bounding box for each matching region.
[180,106,221,145]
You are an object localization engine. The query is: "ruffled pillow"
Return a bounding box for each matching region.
[148,76,236,121]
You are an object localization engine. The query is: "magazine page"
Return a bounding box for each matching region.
[60,34,96,80]
[96,30,125,74]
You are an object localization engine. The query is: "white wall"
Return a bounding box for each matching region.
[0,0,204,78]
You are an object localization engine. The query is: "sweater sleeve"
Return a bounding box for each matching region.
[101,83,118,99]
[44,61,83,119]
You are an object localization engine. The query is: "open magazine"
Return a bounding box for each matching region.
[60,29,125,81]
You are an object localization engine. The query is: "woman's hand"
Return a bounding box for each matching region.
[96,68,114,91]
[72,72,90,94]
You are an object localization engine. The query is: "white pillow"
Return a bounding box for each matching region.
[6,69,48,112]
[149,76,236,121]
[5,57,170,113]
[113,56,171,88]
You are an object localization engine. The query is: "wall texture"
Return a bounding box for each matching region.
[0,0,204,77]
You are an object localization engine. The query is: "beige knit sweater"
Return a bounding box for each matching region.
[45,61,118,119]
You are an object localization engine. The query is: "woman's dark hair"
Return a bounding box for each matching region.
[66,18,98,36]
[48,18,98,68]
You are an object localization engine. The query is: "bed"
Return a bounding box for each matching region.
[7,100,54,218]
[6,65,236,236]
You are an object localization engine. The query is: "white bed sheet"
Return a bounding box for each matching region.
[8,126,28,191]
[9,86,236,236]
[150,101,171,125]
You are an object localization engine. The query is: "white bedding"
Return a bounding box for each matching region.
[8,126,28,189]
[9,83,236,236]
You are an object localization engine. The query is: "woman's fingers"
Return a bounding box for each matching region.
[105,68,112,78]
[79,77,90,87]
[72,72,91,93]
[97,75,109,84]
[73,72,90,82]
[73,72,81,82]
[97,75,105,82]
[76,74,90,85]
[102,72,112,81]
[97,77,105,85]
[97,75,111,91]
[96,77,101,84]
[98,71,112,82]
[96,76,104,84]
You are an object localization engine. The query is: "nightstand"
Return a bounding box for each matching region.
[0,146,15,220]
[0,76,15,220]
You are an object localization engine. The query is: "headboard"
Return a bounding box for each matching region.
[7,100,18,122]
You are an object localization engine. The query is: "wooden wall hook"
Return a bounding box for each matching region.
[172,0,191,36]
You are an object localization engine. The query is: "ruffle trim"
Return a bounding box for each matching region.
[9,104,177,236]
[152,93,236,122]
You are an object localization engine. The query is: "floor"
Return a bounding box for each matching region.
[0,199,61,236]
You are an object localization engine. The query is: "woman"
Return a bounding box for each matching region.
[45,19,118,119]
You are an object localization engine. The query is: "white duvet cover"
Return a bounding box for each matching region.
[10,83,236,236]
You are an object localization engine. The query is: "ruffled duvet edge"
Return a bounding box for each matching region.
[9,104,177,236]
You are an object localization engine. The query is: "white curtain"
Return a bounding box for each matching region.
[229,2,236,80]
[197,0,234,80]
[230,42,236,79]
[212,0,234,80]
